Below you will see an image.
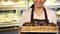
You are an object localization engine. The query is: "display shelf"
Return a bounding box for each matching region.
[0,22,20,27]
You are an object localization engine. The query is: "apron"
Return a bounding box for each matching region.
[30,7,49,26]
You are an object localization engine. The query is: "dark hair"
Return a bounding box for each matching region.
[30,4,34,8]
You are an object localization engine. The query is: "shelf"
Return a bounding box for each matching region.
[0,22,20,27]
[0,5,26,10]
[45,5,60,8]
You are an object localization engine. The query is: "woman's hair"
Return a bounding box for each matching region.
[30,4,34,8]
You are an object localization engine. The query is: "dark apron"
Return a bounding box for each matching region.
[30,7,49,26]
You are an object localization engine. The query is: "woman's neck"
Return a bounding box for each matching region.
[34,7,44,12]
[34,7,44,16]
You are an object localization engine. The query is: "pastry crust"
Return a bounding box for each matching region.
[21,26,58,32]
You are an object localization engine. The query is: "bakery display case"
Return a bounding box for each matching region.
[0,10,20,32]
[0,0,28,31]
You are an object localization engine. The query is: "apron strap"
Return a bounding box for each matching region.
[43,7,49,23]
[31,6,34,22]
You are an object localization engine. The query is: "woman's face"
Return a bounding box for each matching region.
[33,0,46,8]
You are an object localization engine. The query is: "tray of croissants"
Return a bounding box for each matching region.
[21,22,58,32]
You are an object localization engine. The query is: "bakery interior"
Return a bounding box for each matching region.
[0,0,60,34]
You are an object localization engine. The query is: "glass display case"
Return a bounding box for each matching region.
[0,0,29,27]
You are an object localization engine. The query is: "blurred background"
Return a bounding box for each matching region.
[0,0,60,34]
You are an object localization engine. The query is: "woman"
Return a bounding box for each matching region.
[20,0,57,34]
[21,0,57,26]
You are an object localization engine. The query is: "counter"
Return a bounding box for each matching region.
[0,26,19,32]
[0,26,19,34]
[0,22,20,32]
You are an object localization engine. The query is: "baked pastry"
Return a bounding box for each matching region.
[48,23,57,27]
[11,20,16,22]
[23,22,33,26]
[22,22,57,26]
[21,26,58,32]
